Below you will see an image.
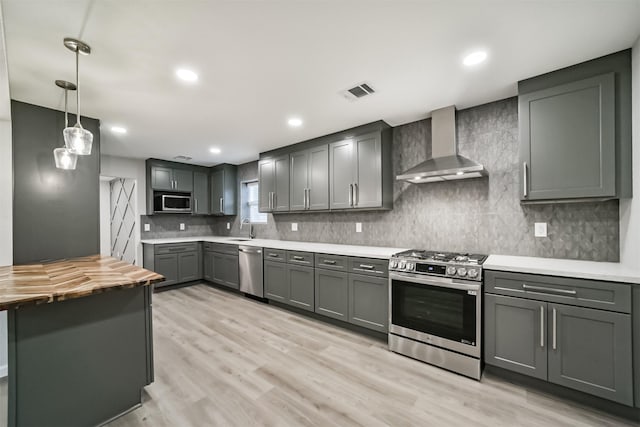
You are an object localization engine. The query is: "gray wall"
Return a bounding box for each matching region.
[12,100,101,264]
[141,97,619,261]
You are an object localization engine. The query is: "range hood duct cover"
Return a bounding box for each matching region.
[396,106,488,183]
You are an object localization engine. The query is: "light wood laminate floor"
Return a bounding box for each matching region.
[109,284,636,427]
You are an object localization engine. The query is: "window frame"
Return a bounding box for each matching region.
[240,179,267,224]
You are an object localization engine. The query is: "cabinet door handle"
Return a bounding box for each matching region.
[292,256,304,261]
[523,162,528,198]
[306,188,310,209]
[540,305,544,348]
[195,199,198,213]
[552,308,557,350]
[359,264,375,270]
[302,188,307,209]
[219,198,223,213]
[522,284,577,295]
[323,260,336,265]
[269,192,274,211]
[353,182,358,206]
[268,253,279,258]
[348,184,353,207]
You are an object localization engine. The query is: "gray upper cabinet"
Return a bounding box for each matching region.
[485,294,547,380]
[518,50,631,202]
[193,171,209,215]
[259,155,289,212]
[290,145,329,211]
[547,303,633,406]
[210,164,237,215]
[329,139,353,209]
[150,165,193,192]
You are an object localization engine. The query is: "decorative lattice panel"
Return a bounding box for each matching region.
[110,178,136,265]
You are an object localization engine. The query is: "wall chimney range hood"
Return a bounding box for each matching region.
[396,106,487,183]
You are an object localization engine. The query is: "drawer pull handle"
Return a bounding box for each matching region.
[323,260,337,265]
[359,264,375,270]
[522,284,577,295]
[292,256,305,261]
[268,253,279,258]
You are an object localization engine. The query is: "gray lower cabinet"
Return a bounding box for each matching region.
[314,269,349,321]
[287,265,314,312]
[154,254,179,287]
[264,260,287,302]
[348,273,388,333]
[547,303,633,405]
[485,294,547,380]
[211,252,239,289]
[203,251,214,281]
[178,252,199,283]
[193,171,209,215]
[145,242,201,288]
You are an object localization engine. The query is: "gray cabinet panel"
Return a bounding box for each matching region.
[151,167,173,191]
[348,273,388,332]
[348,257,388,278]
[634,288,640,408]
[154,254,178,287]
[329,139,354,209]
[258,159,274,212]
[264,249,286,263]
[203,251,213,281]
[274,155,290,211]
[547,304,633,405]
[287,265,314,312]
[264,261,287,302]
[289,150,308,211]
[353,132,382,208]
[178,252,199,283]
[286,251,314,267]
[173,169,193,192]
[193,171,209,215]
[315,269,349,321]
[210,169,224,215]
[308,145,329,210]
[212,253,239,289]
[520,73,616,201]
[484,294,547,380]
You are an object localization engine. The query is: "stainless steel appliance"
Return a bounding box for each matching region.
[388,250,487,380]
[153,192,192,213]
[238,245,264,297]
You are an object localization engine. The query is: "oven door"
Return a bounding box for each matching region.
[389,272,481,358]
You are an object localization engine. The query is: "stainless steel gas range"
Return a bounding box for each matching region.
[388,250,487,380]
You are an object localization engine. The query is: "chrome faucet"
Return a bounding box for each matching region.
[240,218,255,239]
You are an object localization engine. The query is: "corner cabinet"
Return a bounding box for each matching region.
[518,50,631,202]
[484,270,634,406]
[258,155,289,212]
[142,242,202,288]
[210,164,237,216]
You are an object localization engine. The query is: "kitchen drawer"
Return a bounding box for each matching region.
[348,257,388,278]
[204,243,238,255]
[315,253,348,271]
[155,242,198,255]
[287,251,314,266]
[485,270,631,313]
[264,248,286,263]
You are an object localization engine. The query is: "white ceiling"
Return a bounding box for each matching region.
[2,1,640,166]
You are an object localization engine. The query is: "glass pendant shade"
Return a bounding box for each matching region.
[53,147,78,170]
[63,124,93,155]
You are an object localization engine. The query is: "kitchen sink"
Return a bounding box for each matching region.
[229,238,251,242]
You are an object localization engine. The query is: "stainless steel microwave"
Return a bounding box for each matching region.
[153,192,192,213]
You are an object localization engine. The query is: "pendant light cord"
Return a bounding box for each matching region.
[64,88,68,128]
[75,49,82,128]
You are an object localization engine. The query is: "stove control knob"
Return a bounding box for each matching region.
[399,261,407,270]
[406,262,414,271]
[457,267,467,277]
[467,268,479,279]
[446,266,457,276]
[389,260,398,269]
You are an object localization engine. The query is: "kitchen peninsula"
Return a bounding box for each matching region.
[0,255,163,427]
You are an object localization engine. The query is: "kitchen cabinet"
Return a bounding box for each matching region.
[348,273,388,333]
[144,242,201,288]
[287,265,314,312]
[210,164,237,215]
[259,155,289,212]
[203,251,213,281]
[193,171,209,215]
[518,50,631,202]
[153,253,179,287]
[264,260,287,302]
[485,270,634,406]
[212,252,239,289]
[290,145,329,211]
[264,249,314,311]
[329,131,385,210]
[314,268,349,321]
[178,251,199,283]
[151,166,193,192]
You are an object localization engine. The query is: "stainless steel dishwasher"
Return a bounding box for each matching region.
[238,245,264,297]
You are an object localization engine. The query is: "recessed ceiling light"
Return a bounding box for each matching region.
[176,68,198,82]
[288,117,303,127]
[111,126,127,134]
[210,147,221,154]
[456,171,464,175]
[463,51,488,67]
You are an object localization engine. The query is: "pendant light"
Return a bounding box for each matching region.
[62,37,93,156]
[53,80,78,170]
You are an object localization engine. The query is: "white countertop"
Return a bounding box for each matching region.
[484,254,640,284]
[141,236,406,259]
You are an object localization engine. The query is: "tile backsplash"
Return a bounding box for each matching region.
[142,97,620,261]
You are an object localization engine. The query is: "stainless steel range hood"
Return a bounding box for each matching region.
[396,106,487,183]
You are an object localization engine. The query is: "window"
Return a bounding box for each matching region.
[241,180,267,224]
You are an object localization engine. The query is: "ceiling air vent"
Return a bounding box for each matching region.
[173,155,192,162]
[341,82,376,101]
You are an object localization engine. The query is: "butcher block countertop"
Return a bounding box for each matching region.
[0,255,164,310]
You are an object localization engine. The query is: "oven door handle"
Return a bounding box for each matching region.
[389,272,481,292]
